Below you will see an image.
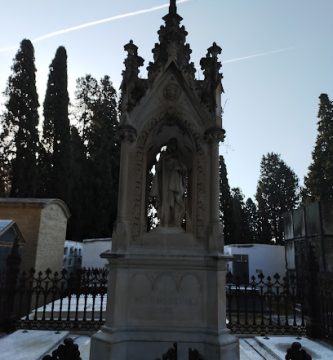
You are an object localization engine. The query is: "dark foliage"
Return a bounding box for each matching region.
[256,153,299,244]
[0,39,40,197]
[67,126,88,240]
[303,94,333,203]
[219,155,234,244]
[230,187,250,244]
[39,46,70,202]
[69,74,120,238]
[243,197,259,243]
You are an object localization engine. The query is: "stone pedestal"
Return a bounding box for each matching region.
[90,251,239,360]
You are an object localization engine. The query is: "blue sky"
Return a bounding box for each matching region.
[0,0,333,199]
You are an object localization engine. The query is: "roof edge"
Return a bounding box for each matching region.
[0,198,71,219]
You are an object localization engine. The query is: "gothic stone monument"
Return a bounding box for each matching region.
[90,1,239,359]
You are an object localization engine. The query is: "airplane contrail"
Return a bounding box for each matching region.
[0,0,191,53]
[223,47,294,64]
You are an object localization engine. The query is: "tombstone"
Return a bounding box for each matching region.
[89,1,239,359]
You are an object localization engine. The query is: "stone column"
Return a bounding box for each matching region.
[205,126,225,252]
[113,125,137,251]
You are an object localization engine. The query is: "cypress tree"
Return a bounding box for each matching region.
[89,75,119,237]
[74,74,120,238]
[303,94,333,202]
[244,198,259,243]
[256,153,299,244]
[0,141,10,196]
[1,39,40,197]
[256,186,272,243]
[67,126,88,240]
[40,46,70,202]
[230,187,249,244]
[219,155,234,244]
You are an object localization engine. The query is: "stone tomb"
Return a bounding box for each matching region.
[90,1,239,359]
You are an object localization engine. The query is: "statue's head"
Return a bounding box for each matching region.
[167,138,178,153]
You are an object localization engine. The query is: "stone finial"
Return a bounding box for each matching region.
[200,42,223,77]
[42,338,81,360]
[169,0,177,14]
[207,42,222,58]
[121,40,147,113]
[124,39,138,56]
[189,348,205,360]
[199,42,223,112]
[285,342,312,360]
[122,40,144,82]
[157,343,177,360]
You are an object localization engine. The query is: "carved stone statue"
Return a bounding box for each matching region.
[150,138,186,227]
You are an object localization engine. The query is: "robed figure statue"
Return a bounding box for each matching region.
[150,138,187,228]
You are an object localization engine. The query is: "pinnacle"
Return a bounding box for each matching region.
[169,0,177,14]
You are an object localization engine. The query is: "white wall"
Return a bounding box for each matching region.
[81,238,112,269]
[38,204,68,272]
[224,244,286,279]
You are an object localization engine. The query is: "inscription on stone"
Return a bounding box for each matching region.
[128,272,203,324]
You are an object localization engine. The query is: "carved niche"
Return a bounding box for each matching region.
[131,111,207,242]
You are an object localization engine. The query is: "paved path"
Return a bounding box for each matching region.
[1,330,333,359]
[74,335,280,359]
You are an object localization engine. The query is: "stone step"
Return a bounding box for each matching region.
[68,335,91,360]
[240,338,280,359]
[255,335,333,360]
[0,329,69,360]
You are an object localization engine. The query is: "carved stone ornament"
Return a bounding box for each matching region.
[204,126,225,143]
[189,348,205,360]
[118,124,137,143]
[157,343,177,360]
[42,338,81,360]
[163,83,181,101]
[147,0,196,85]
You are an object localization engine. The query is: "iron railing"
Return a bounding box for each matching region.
[0,268,108,331]
[0,267,332,342]
[319,272,333,341]
[226,272,307,336]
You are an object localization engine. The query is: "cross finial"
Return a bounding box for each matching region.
[170,0,177,14]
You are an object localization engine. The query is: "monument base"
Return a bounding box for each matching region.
[89,252,239,360]
[90,326,239,360]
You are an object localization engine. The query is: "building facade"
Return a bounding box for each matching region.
[63,240,82,272]
[224,244,286,282]
[81,238,111,269]
[0,198,70,272]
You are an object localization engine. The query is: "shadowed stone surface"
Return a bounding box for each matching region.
[0,330,68,360]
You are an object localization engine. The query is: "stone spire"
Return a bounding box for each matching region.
[147,0,196,83]
[200,42,223,113]
[122,40,144,85]
[120,40,146,113]
[169,0,177,14]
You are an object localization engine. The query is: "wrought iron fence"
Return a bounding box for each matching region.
[1,266,332,341]
[226,272,307,336]
[0,268,108,331]
[319,272,333,341]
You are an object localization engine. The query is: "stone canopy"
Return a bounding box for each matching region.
[113,0,225,255]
